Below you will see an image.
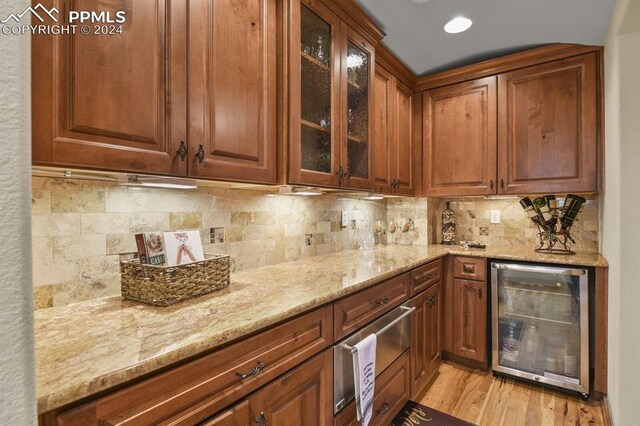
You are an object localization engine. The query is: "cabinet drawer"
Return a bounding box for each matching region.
[453,256,486,281]
[334,273,411,340]
[57,306,333,426]
[334,351,410,426]
[410,259,442,296]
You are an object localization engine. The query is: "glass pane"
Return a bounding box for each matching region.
[346,40,369,179]
[300,5,332,173]
[496,269,582,384]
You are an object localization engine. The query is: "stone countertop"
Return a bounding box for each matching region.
[34,244,607,414]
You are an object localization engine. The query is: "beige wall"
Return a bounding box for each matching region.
[0,0,36,423]
[602,0,640,423]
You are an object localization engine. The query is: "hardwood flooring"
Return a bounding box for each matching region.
[418,362,606,426]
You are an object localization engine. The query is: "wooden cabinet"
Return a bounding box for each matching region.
[334,272,410,340]
[497,53,598,194]
[452,278,487,365]
[202,401,250,426]
[423,77,498,196]
[249,350,333,426]
[410,282,442,398]
[421,48,602,197]
[55,307,333,425]
[372,65,418,195]
[188,0,277,183]
[288,0,375,190]
[32,0,188,176]
[33,0,277,184]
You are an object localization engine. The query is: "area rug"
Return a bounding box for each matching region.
[389,400,476,426]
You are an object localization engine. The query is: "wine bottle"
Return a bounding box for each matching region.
[533,197,555,232]
[544,195,559,227]
[519,197,542,226]
[559,194,586,232]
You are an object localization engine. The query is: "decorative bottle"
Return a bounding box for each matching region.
[441,202,456,245]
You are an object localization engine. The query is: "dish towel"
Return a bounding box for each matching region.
[352,333,377,426]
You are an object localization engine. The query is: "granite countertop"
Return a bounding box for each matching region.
[35,244,607,414]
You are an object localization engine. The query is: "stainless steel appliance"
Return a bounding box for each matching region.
[333,303,414,414]
[491,262,589,397]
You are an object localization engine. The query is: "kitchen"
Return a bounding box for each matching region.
[0,0,638,425]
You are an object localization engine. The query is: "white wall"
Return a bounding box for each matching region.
[0,0,36,423]
[602,0,640,424]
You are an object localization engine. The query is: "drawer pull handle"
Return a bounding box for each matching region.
[196,144,205,163]
[478,289,482,299]
[255,412,266,426]
[425,273,435,280]
[236,361,266,379]
[375,297,390,305]
[462,264,476,274]
[377,402,390,414]
[177,141,187,161]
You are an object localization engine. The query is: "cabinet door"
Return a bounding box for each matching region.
[497,54,598,194]
[423,77,497,196]
[189,0,277,184]
[32,0,187,175]
[372,66,395,194]
[341,25,374,190]
[452,279,487,363]
[289,0,342,188]
[249,350,333,426]
[202,401,249,426]
[410,282,441,398]
[393,79,416,196]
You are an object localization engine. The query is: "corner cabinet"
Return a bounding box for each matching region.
[288,0,374,190]
[422,77,497,196]
[33,0,277,184]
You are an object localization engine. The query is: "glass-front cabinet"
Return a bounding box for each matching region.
[289,0,374,189]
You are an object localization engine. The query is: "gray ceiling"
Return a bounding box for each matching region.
[354,0,616,76]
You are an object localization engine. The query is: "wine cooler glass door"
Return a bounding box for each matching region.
[491,263,589,394]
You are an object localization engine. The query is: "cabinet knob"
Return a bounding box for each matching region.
[500,179,505,189]
[196,144,205,163]
[337,166,344,178]
[177,141,187,161]
[490,180,494,189]
[375,296,390,305]
[346,166,352,179]
[376,402,390,414]
[478,288,482,299]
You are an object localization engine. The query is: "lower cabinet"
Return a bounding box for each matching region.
[452,278,487,364]
[201,401,250,426]
[334,351,410,426]
[410,282,442,398]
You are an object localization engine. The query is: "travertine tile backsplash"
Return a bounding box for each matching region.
[428,196,599,251]
[32,175,600,310]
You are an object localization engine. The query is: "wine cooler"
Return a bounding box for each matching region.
[491,262,589,396]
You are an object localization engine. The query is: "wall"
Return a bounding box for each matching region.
[428,196,600,252]
[32,177,408,308]
[602,0,640,423]
[0,0,37,423]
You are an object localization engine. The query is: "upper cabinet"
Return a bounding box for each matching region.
[288,0,376,190]
[32,1,188,176]
[497,54,598,194]
[372,63,419,196]
[423,77,497,196]
[421,46,603,196]
[33,0,277,184]
[188,0,277,183]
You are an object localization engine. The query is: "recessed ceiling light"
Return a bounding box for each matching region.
[444,17,472,34]
[411,0,430,4]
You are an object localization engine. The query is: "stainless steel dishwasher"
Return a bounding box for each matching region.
[332,302,414,414]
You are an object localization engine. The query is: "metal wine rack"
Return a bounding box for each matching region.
[533,206,582,255]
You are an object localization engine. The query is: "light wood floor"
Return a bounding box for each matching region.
[418,362,606,426]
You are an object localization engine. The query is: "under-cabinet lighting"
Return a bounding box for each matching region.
[362,193,385,200]
[278,186,324,196]
[444,17,472,34]
[119,175,198,190]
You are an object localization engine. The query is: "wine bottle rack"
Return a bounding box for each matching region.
[533,206,582,255]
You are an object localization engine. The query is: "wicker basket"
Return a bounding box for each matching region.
[119,253,231,306]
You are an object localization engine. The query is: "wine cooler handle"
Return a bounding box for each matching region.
[492,263,587,276]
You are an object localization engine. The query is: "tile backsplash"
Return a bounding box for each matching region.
[32,176,600,310]
[31,177,390,309]
[428,196,599,251]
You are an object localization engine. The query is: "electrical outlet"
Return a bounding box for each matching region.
[490,210,501,224]
[341,211,349,228]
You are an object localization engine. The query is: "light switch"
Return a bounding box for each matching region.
[490,210,501,224]
[341,211,349,228]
